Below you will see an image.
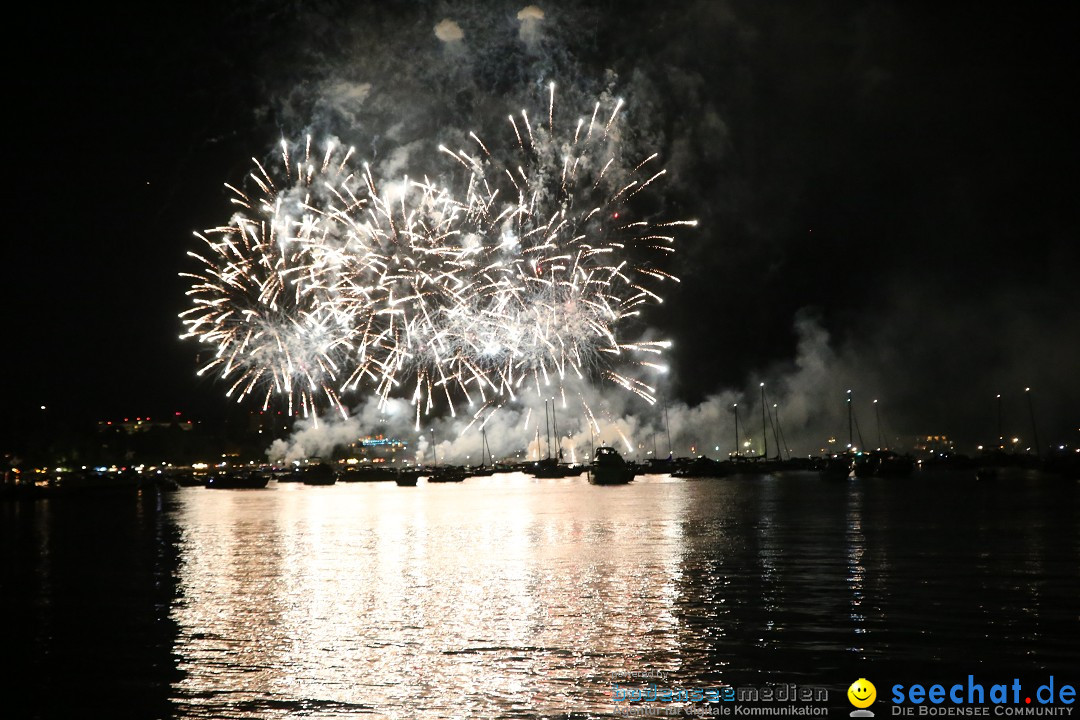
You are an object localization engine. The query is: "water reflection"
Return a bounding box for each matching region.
[846,484,867,644]
[5,469,1076,719]
[171,474,689,718]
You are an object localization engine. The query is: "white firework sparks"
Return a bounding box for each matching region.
[434,91,692,406]
[180,91,696,422]
[179,137,367,420]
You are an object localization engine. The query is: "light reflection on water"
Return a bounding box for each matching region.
[172,473,692,718]
[163,470,1080,718]
[3,467,1077,718]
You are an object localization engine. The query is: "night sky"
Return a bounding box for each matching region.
[6,1,1078,454]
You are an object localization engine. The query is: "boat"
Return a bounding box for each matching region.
[170,470,206,487]
[340,464,398,482]
[395,469,420,487]
[672,456,731,479]
[205,470,270,489]
[853,450,915,478]
[820,391,857,479]
[817,452,853,479]
[467,428,497,477]
[299,458,337,485]
[418,426,466,482]
[529,457,571,478]
[527,400,585,478]
[46,469,142,496]
[276,467,304,482]
[588,446,635,485]
[643,456,676,474]
[426,466,467,483]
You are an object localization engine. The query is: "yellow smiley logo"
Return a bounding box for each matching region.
[848,678,877,708]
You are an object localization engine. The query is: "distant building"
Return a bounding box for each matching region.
[246,410,290,434]
[97,413,194,434]
[913,434,954,455]
[347,435,408,464]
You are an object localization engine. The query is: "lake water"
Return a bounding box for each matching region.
[4,469,1077,718]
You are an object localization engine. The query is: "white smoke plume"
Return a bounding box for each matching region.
[516,5,546,52]
[264,309,892,467]
[267,415,363,464]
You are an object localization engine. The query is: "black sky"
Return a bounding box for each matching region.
[5,1,1078,451]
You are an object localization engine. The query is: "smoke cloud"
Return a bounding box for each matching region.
[266,310,893,466]
[516,5,545,52]
[434,19,464,44]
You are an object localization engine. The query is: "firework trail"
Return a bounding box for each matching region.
[181,89,696,424]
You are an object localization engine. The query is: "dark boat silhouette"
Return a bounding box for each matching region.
[527,399,585,478]
[418,425,465,483]
[467,428,497,477]
[817,452,853,479]
[395,469,421,486]
[276,467,304,482]
[672,456,731,478]
[588,446,635,485]
[205,470,269,489]
[298,459,337,485]
[528,457,580,478]
[171,471,206,487]
[340,464,398,482]
[426,466,467,483]
[853,450,915,478]
[819,391,859,479]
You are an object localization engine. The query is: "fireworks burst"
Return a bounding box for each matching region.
[437,86,692,407]
[179,137,367,420]
[180,89,696,422]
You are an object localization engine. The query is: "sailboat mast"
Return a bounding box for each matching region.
[733,403,740,458]
[544,400,551,460]
[770,403,781,460]
[1026,387,1041,456]
[996,393,1003,450]
[775,404,790,460]
[552,398,561,460]
[874,399,883,449]
[847,390,853,449]
[760,383,769,459]
[663,393,672,458]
